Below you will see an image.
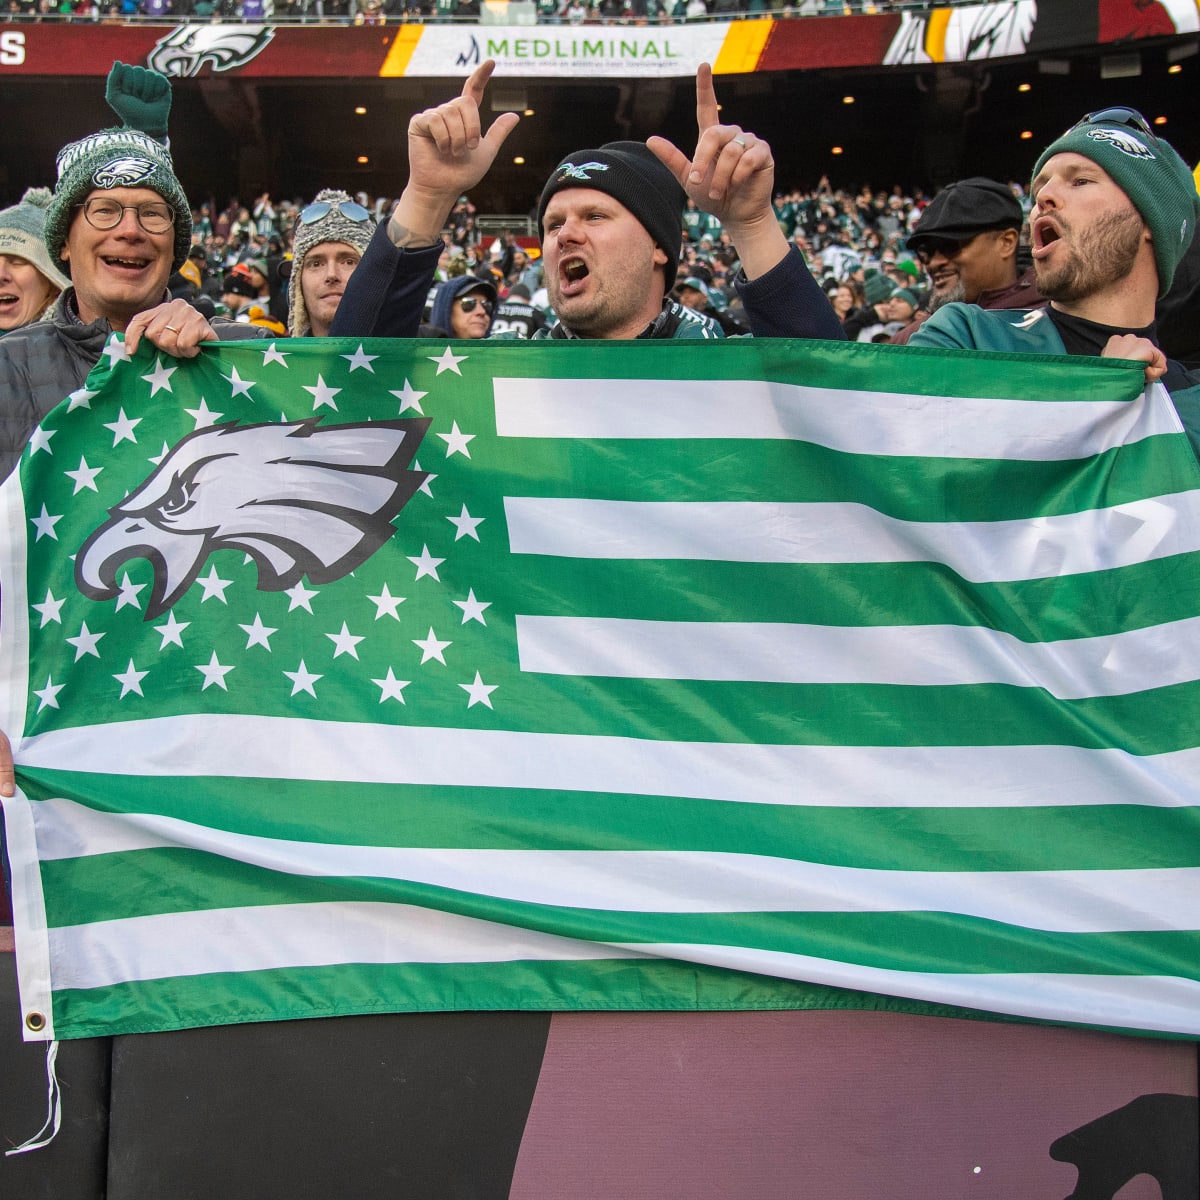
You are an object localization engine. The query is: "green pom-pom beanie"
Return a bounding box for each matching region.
[1033,113,1199,297]
[45,61,192,275]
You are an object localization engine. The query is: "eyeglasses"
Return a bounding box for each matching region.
[299,199,373,225]
[457,296,493,314]
[1070,106,1157,145]
[77,198,175,235]
[913,234,978,265]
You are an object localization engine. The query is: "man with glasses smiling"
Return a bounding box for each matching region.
[890,176,1043,344]
[908,108,1200,453]
[0,61,268,484]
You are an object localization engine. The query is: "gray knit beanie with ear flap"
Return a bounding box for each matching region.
[45,61,192,274]
[0,188,71,294]
[288,189,375,336]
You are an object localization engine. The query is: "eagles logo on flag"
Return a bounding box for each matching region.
[75,417,429,620]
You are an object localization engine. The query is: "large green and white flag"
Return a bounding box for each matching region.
[2,334,1198,1042]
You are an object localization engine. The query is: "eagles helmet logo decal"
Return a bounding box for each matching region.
[75,417,429,620]
[1085,128,1156,161]
[558,162,610,182]
[92,157,157,190]
[146,24,275,78]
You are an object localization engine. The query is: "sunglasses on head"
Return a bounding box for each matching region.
[457,296,493,314]
[1066,106,1158,149]
[299,199,373,225]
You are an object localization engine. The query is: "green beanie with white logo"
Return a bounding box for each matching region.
[45,61,192,275]
[1033,114,1199,297]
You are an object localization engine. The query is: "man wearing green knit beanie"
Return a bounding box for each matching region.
[0,60,267,484]
[909,106,1200,462]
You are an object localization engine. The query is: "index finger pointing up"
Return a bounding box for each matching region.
[695,62,719,132]
[463,59,498,107]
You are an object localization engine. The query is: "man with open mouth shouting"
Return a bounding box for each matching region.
[330,60,845,346]
[0,60,268,484]
[908,107,1200,459]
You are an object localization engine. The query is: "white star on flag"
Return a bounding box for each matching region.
[31,589,65,628]
[149,442,170,466]
[412,459,436,498]
[389,380,427,414]
[284,660,322,698]
[371,668,410,704]
[239,613,277,650]
[141,356,177,397]
[262,342,290,367]
[447,504,484,541]
[33,676,64,712]
[342,345,378,373]
[413,627,451,665]
[437,421,475,459]
[303,375,341,412]
[366,583,405,621]
[103,408,142,446]
[27,426,55,456]
[326,621,365,660]
[222,365,256,399]
[66,621,105,661]
[452,589,491,626]
[429,346,467,376]
[64,456,103,494]
[115,572,146,612]
[66,387,97,412]
[30,505,63,542]
[459,671,498,709]
[102,335,131,366]
[113,659,148,699]
[195,565,233,604]
[195,651,235,692]
[407,545,444,582]
[185,398,223,429]
[154,611,189,649]
[285,582,319,613]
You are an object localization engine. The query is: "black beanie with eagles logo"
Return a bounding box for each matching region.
[536,141,686,291]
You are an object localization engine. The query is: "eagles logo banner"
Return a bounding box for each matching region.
[2,335,1199,1042]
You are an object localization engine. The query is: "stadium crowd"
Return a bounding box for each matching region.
[0,0,982,25]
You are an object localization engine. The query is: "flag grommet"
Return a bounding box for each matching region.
[24,1011,45,1033]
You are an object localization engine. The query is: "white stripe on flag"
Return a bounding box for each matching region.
[18,717,1198,810]
[492,378,1174,460]
[32,800,1200,933]
[502,495,1200,581]
[626,942,1200,1037]
[514,614,1200,699]
[48,900,638,991]
[45,902,1200,1037]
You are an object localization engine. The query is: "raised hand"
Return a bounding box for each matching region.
[390,61,520,247]
[648,63,786,280]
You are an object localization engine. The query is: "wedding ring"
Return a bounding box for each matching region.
[165,324,180,333]
[733,136,748,148]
